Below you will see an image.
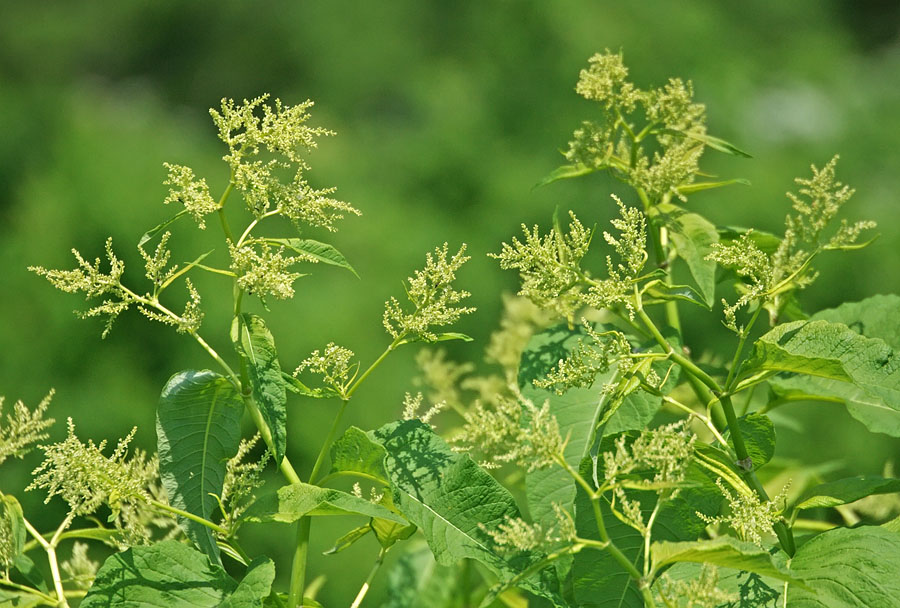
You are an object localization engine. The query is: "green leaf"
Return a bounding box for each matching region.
[264,238,358,277]
[725,413,775,471]
[676,177,751,195]
[244,482,408,524]
[0,494,25,566]
[396,332,474,346]
[81,540,267,607]
[717,226,782,255]
[329,426,389,484]
[535,163,598,188]
[383,543,459,608]
[157,370,243,563]
[648,204,719,307]
[660,128,752,158]
[812,294,900,350]
[795,476,900,510]
[371,515,417,549]
[138,209,188,247]
[655,561,784,606]
[519,324,671,531]
[753,318,900,435]
[232,313,287,463]
[281,372,339,399]
[643,280,709,309]
[788,526,900,607]
[323,524,371,555]
[650,536,801,584]
[219,557,276,608]
[374,420,563,604]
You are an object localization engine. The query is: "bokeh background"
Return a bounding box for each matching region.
[2,1,900,604]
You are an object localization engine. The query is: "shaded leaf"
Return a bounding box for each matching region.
[383,543,459,608]
[374,420,564,604]
[220,557,276,608]
[651,536,800,584]
[725,413,775,472]
[157,370,243,563]
[648,204,718,307]
[788,526,900,607]
[329,426,389,484]
[323,524,371,555]
[643,281,709,309]
[244,482,407,524]
[0,494,25,566]
[535,164,598,188]
[795,476,900,510]
[232,313,287,463]
[281,372,339,399]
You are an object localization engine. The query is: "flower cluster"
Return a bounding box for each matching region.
[295,342,357,394]
[708,156,874,329]
[566,50,708,203]
[481,503,576,554]
[697,479,789,547]
[229,242,305,301]
[210,95,359,229]
[162,163,218,228]
[383,243,475,342]
[656,564,737,608]
[0,391,55,466]
[218,434,269,535]
[533,322,631,394]
[490,212,592,319]
[454,390,563,472]
[400,391,446,428]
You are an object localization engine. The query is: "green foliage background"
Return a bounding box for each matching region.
[2,2,899,605]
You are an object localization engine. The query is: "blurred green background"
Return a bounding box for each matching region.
[2,1,900,604]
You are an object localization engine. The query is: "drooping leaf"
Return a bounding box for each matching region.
[323,524,372,555]
[329,426,389,484]
[535,163,598,188]
[244,482,407,525]
[650,536,801,584]
[263,238,358,277]
[81,540,268,607]
[157,370,243,563]
[795,476,900,510]
[648,204,719,307]
[751,319,900,435]
[232,313,287,463]
[660,128,752,158]
[788,526,900,607]
[138,209,188,247]
[374,420,564,605]
[725,413,775,472]
[0,494,26,566]
[643,280,709,309]
[676,177,750,195]
[219,557,276,608]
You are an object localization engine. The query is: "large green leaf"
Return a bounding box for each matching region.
[519,324,670,530]
[244,482,407,524]
[263,237,358,277]
[651,536,800,584]
[648,204,719,307]
[788,526,900,607]
[795,476,900,510]
[374,420,563,605]
[81,541,273,608]
[232,313,287,463]
[751,317,900,435]
[329,426,389,484]
[656,561,784,607]
[812,294,900,349]
[157,370,243,562]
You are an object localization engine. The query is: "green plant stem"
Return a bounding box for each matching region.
[0,578,58,606]
[350,547,387,608]
[724,305,762,392]
[23,514,72,608]
[288,517,311,608]
[23,527,119,553]
[308,399,350,485]
[346,337,402,399]
[148,499,229,536]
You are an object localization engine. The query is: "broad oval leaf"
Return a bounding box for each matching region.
[244,482,407,525]
[157,370,243,563]
[374,420,564,605]
[650,536,801,584]
[795,475,900,510]
[232,313,287,463]
[81,541,273,608]
[788,526,900,607]
[725,413,775,471]
[753,317,900,435]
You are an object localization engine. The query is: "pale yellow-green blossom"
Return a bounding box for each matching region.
[219,434,269,535]
[229,241,306,301]
[0,392,55,466]
[162,163,218,228]
[656,564,738,608]
[61,542,99,591]
[481,503,576,554]
[697,478,789,547]
[383,243,475,342]
[295,343,357,393]
[400,391,446,427]
[533,321,630,395]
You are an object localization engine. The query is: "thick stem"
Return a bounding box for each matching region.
[288,517,311,608]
